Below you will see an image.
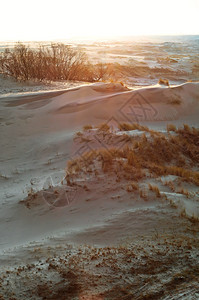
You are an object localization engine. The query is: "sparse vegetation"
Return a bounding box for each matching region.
[69,123,199,183]
[167,123,176,132]
[168,95,182,105]
[1,234,199,300]
[158,78,170,86]
[118,122,149,132]
[0,43,109,83]
[83,124,93,131]
[97,123,110,132]
[179,188,190,198]
[148,184,161,198]
[139,188,147,199]
[66,123,199,212]
[126,181,139,192]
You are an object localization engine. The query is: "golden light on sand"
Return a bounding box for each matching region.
[0,0,199,41]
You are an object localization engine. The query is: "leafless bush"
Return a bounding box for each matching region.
[0,43,108,82]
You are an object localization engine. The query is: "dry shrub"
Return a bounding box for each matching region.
[158,78,170,86]
[83,125,93,131]
[127,151,137,166]
[166,166,199,185]
[148,184,161,198]
[67,124,199,188]
[97,123,110,132]
[96,149,113,172]
[179,188,189,198]
[139,189,147,199]
[75,131,83,138]
[0,43,108,82]
[126,182,139,192]
[118,122,149,132]
[168,95,181,105]
[131,182,139,190]
[167,124,176,132]
[118,123,135,131]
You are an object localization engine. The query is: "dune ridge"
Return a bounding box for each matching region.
[0,81,199,299]
[49,82,199,122]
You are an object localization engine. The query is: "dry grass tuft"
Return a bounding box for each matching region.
[179,188,190,198]
[83,124,93,131]
[148,184,161,198]
[67,123,199,211]
[167,123,176,132]
[97,123,110,132]
[118,122,149,132]
[168,95,181,105]
[158,78,170,86]
[126,181,139,192]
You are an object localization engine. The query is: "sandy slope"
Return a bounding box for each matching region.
[0,81,199,299]
[0,81,199,247]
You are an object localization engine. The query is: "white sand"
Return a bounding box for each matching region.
[0,80,199,299]
[1,81,199,248]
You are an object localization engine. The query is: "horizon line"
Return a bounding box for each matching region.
[0,34,199,43]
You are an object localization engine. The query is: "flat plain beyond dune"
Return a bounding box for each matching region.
[0,37,199,300]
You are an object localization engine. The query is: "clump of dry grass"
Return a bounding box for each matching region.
[118,122,149,132]
[83,124,93,131]
[131,182,139,190]
[179,188,190,198]
[164,180,175,192]
[139,188,148,200]
[148,184,161,198]
[127,150,137,166]
[98,149,113,172]
[158,78,170,86]
[166,166,199,186]
[167,123,176,132]
[188,214,199,223]
[126,181,139,192]
[67,124,199,199]
[75,131,83,138]
[97,123,110,132]
[168,95,181,105]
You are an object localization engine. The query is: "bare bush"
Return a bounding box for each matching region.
[0,43,108,82]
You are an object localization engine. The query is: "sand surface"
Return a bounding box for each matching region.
[0,78,199,299]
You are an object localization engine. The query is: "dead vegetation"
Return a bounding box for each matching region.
[69,123,199,187]
[158,78,170,86]
[167,123,177,132]
[118,122,149,132]
[63,122,199,223]
[168,95,182,105]
[0,43,110,83]
[1,233,199,300]
[148,184,161,198]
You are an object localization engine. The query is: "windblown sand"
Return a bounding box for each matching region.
[0,80,199,299]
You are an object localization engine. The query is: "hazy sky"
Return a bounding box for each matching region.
[0,0,199,41]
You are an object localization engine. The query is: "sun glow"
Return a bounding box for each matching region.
[0,0,199,41]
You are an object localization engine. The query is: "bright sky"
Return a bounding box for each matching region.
[0,0,199,41]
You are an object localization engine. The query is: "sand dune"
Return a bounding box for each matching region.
[49,82,199,122]
[4,81,198,124]
[0,81,199,299]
